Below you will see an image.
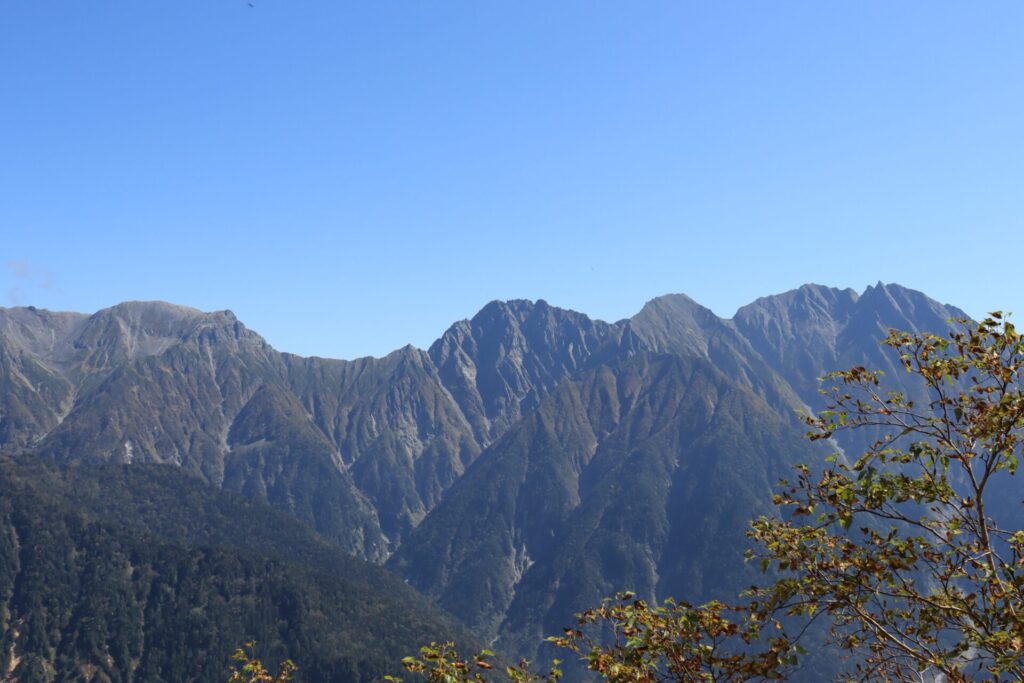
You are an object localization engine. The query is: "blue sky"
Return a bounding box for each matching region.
[2,2,1022,358]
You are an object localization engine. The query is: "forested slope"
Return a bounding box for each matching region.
[0,456,473,683]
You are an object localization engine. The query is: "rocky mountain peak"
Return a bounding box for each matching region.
[72,301,204,362]
[0,306,89,362]
[854,282,968,331]
[624,293,737,359]
[732,285,858,355]
[429,299,618,444]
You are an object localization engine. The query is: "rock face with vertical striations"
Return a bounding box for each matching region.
[1,302,391,558]
[0,298,627,558]
[389,352,822,665]
[279,345,481,547]
[733,282,969,456]
[428,299,620,445]
[0,306,86,449]
[734,283,967,405]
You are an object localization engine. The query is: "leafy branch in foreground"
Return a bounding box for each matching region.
[551,594,800,682]
[396,314,1024,682]
[227,642,297,683]
[747,313,1024,681]
[385,641,562,683]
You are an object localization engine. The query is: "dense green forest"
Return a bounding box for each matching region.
[0,456,474,682]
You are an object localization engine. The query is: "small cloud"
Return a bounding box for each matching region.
[7,260,31,279]
[5,260,61,305]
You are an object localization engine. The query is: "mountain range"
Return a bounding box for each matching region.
[0,283,971,680]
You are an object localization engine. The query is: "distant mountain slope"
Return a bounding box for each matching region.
[0,283,972,559]
[734,282,969,455]
[0,306,85,449]
[389,353,822,653]
[620,293,801,409]
[279,346,481,547]
[429,299,620,444]
[389,283,972,669]
[0,455,474,682]
[735,283,967,403]
[0,298,623,557]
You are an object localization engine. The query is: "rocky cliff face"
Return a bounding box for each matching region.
[386,283,969,665]
[389,352,822,652]
[0,303,388,556]
[0,307,86,449]
[429,299,620,445]
[0,298,629,558]
[734,282,968,456]
[735,283,967,405]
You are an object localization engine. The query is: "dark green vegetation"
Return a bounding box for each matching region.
[0,456,473,682]
[0,283,979,680]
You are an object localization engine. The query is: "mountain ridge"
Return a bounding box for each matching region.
[0,283,970,560]
[0,283,977,679]
[0,283,967,366]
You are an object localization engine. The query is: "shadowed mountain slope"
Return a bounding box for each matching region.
[735,283,968,404]
[389,353,822,652]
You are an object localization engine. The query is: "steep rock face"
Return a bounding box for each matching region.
[224,384,386,559]
[0,303,258,454]
[6,304,393,558]
[279,346,482,549]
[0,299,623,558]
[0,285,977,573]
[391,283,977,673]
[34,309,280,477]
[622,294,802,411]
[733,284,860,399]
[734,283,967,406]
[735,283,969,456]
[501,358,815,655]
[62,302,214,382]
[840,283,968,372]
[0,307,86,448]
[391,353,821,652]
[389,361,609,635]
[0,341,74,450]
[0,306,88,360]
[429,299,619,445]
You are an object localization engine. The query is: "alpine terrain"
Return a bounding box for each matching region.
[0,283,973,680]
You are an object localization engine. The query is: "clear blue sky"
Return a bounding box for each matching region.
[2,2,1022,359]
